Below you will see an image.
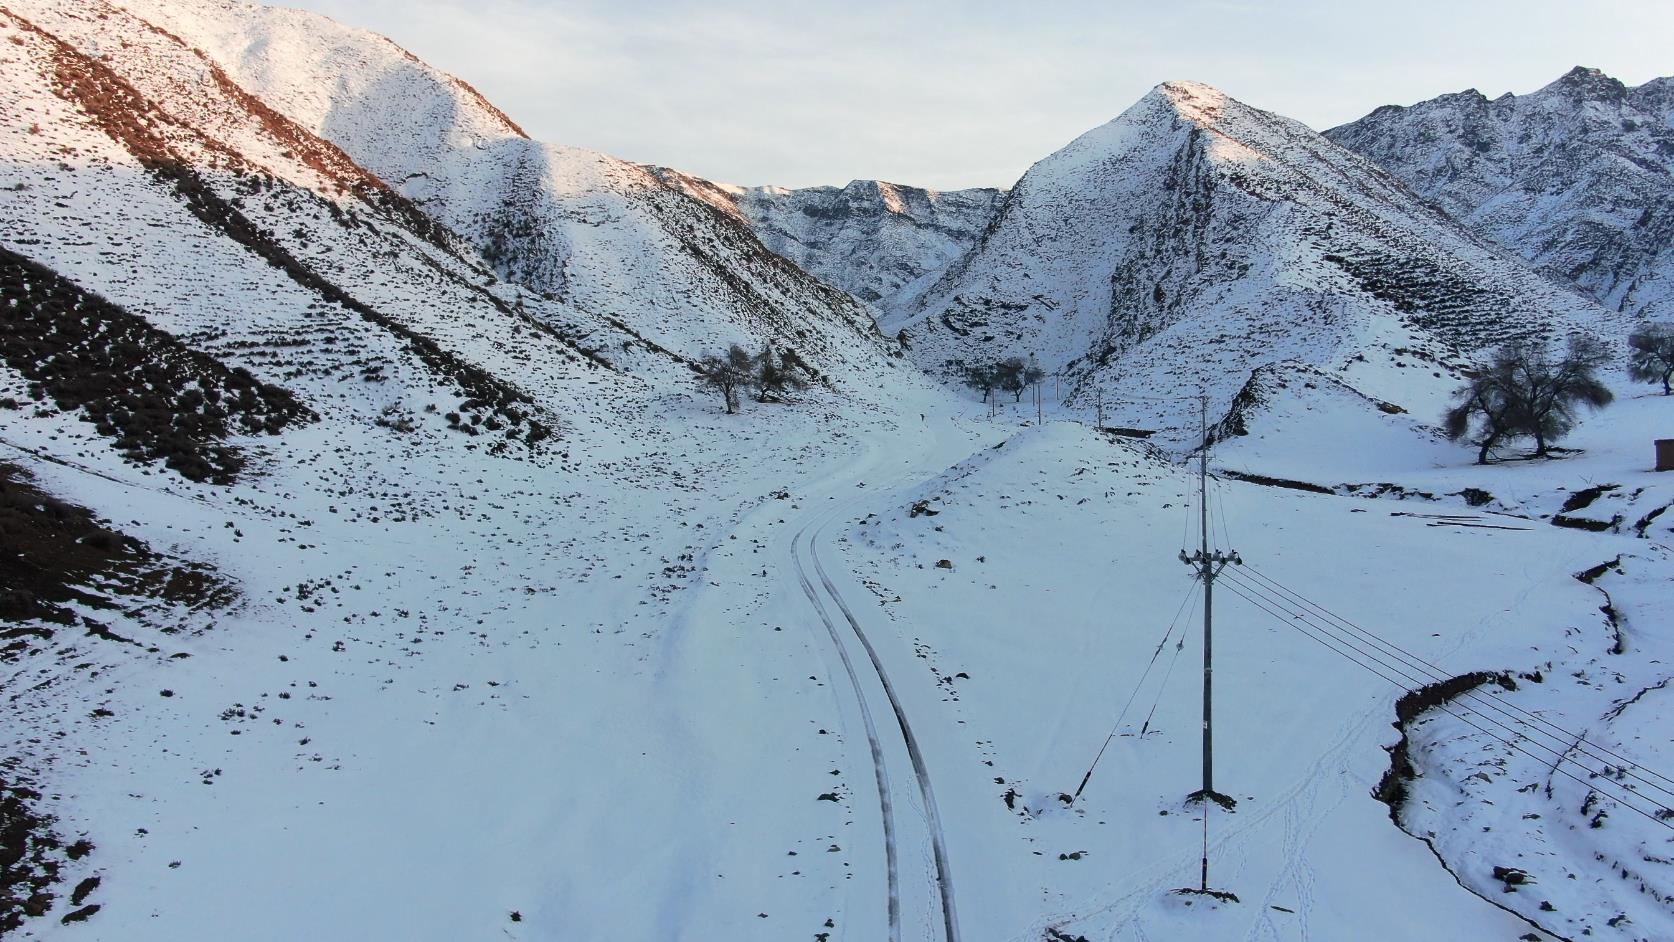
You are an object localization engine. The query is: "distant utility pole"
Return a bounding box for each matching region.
[1030,354,1043,424]
[1178,394,1240,895]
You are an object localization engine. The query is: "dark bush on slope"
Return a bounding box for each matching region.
[0,462,233,645]
[0,249,314,483]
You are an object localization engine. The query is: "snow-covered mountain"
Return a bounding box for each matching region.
[900,80,1625,444]
[651,171,1005,320]
[1326,67,1674,321]
[115,0,891,371]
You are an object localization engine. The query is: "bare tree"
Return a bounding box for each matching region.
[997,357,1028,402]
[961,362,999,402]
[1629,322,1674,395]
[1024,361,1046,396]
[699,344,755,414]
[753,344,811,402]
[1515,336,1613,457]
[1443,337,1613,462]
[1444,372,1520,465]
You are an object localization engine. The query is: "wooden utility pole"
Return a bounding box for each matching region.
[1178,394,1240,893]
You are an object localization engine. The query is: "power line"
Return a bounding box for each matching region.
[1210,460,1234,553]
[1232,563,1674,802]
[1071,573,1201,803]
[1217,577,1674,831]
[1139,595,1194,737]
[1220,567,1667,804]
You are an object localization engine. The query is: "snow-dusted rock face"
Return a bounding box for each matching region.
[1327,67,1674,320]
[901,81,1623,442]
[652,171,1005,320]
[116,0,891,371]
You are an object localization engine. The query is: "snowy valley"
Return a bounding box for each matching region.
[2,2,1672,941]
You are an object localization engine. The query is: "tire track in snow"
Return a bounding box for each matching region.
[790,523,903,941]
[786,428,964,942]
[809,521,962,942]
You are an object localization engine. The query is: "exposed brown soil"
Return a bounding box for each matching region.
[0,247,314,484]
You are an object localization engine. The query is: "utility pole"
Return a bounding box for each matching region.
[1177,393,1240,896]
[1030,354,1043,424]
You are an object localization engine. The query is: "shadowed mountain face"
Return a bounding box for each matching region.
[1327,67,1674,321]
[896,80,1622,441]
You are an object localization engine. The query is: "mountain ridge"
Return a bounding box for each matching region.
[649,168,1006,319]
[1326,65,1674,320]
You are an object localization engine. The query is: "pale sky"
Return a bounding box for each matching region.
[286,0,1672,191]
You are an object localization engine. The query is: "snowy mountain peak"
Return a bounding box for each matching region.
[1544,64,1629,99]
[902,81,1620,445]
[112,0,893,374]
[1152,79,1232,121]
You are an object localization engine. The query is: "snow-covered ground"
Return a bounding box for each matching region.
[4,1,1673,940]
[11,361,1673,941]
[839,390,1674,941]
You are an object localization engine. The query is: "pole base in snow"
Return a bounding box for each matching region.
[1172,886,1240,904]
[1185,788,1237,811]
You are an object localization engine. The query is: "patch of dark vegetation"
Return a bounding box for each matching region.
[1172,886,1240,904]
[1632,501,1670,539]
[1220,469,1334,495]
[1340,482,1438,501]
[1574,556,1624,585]
[0,772,93,935]
[1456,488,1494,507]
[1550,513,1619,533]
[0,248,313,483]
[1375,671,1515,817]
[1491,865,1532,889]
[0,463,232,653]
[69,875,99,906]
[1560,484,1619,514]
[1099,427,1157,439]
